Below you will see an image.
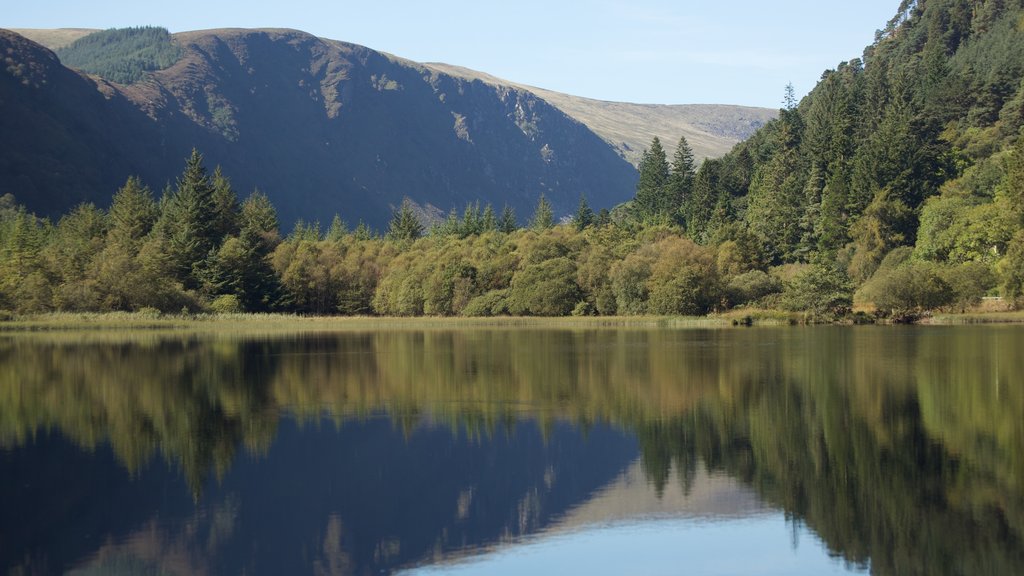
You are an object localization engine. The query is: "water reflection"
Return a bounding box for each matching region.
[0,326,1022,574]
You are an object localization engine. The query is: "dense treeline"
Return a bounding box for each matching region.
[645,0,1024,320]
[0,137,1018,319]
[0,148,856,319]
[55,26,182,84]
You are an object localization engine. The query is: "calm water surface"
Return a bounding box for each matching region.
[1,325,1022,575]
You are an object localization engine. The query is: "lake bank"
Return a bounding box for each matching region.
[3,308,1024,333]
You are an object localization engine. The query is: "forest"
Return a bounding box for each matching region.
[2,0,1023,321]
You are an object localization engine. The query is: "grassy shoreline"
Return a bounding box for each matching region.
[2,309,1023,333]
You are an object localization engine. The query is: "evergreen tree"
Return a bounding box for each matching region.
[160,149,219,289]
[326,214,348,242]
[498,205,517,233]
[210,167,241,239]
[353,220,374,241]
[573,194,595,231]
[107,176,157,250]
[668,136,696,221]
[481,204,498,232]
[530,194,554,230]
[633,136,671,222]
[387,198,424,241]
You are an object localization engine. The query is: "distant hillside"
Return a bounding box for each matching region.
[424,63,775,165]
[8,28,96,49]
[1,28,641,227]
[1,27,772,228]
[55,26,183,84]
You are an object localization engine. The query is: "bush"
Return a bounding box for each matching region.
[462,289,510,317]
[779,263,853,319]
[726,270,783,307]
[857,257,955,320]
[209,294,242,314]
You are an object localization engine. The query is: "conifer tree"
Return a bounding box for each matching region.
[107,176,157,250]
[634,136,672,222]
[573,194,595,231]
[160,149,218,288]
[481,204,498,232]
[210,167,241,239]
[530,194,554,230]
[669,136,696,221]
[387,198,424,241]
[498,205,517,233]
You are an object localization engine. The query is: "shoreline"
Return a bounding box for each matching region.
[2,309,1023,333]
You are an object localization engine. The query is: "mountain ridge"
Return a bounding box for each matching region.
[2,27,772,227]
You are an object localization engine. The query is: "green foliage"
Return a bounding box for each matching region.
[857,249,955,320]
[779,262,853,319]
[56,26,182,85]
[726,270,783,307]
[572,195,595,231]
[529,194,554,230]
[386,198,424,242]
[633,136,683,224]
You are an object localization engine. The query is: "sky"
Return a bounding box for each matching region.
[5,0,899,108]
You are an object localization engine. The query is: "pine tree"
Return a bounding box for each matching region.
[107,176,157,250]
[498,205,517,233]
[326,214,348,242]
[668,136,696,221]
[160,149,219,288]
[210,167,241,240]
[634,136,671,222]
[481,204,498,232]
[573,194,595,231]
[387,198,424,241]
[530,194,554,230]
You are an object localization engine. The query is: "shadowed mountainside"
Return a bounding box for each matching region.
[2,27,773,228]
[1,28,637,227]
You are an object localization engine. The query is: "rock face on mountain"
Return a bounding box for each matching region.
[0,28,770,227]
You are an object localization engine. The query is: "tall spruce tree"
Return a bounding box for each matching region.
[387,198,424,241]
[107,176,157,250]
[668,136,696,222]
[573,194,595,231]
[161,149,219,288]
[530,194,554,230]
[498,205,517,233]
[634,136,672,222]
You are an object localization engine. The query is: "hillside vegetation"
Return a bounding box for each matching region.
[424,63,774,165]
[55,26,183,84]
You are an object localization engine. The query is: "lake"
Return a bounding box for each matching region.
[1,325,1022,575]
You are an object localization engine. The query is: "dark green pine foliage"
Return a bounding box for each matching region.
[573,194,595,231]
[633,136,672,223]
[498,205,517,233]
[685,159,722,243]
[55,27,183,85]
[160,149,220,289]
[530,194,554,230]
[387,198,424,242]
[210,167,241,240]
[481,204,498,232]
[107,176,157,250]
[668,136,696,223]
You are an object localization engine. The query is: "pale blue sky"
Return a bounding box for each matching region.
[5,0,898,108]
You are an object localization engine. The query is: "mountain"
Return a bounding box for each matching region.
[1,27,771,228]
[425,63,775,166]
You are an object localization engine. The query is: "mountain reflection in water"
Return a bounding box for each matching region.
[0,325,1022,575]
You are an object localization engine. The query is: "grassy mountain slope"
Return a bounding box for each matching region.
[8,28,97,50]
[425,63,775,166]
